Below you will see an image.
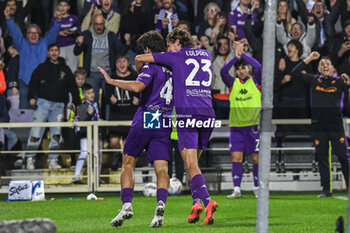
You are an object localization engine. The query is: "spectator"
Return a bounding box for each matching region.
[212,36,235,119]
[81,0,121,35]
[50,0,81,73]
[291,51,350,197]
[64,67,87,167]
[4,45,18,96]
[119,0,154,65]
[0,0,36,47]
[25,44,80,170]
[228,0,258,39]
[199,34,214,57]
[332,19,350,75]
[276,19,316,59]
[83,0,101,17]
[105,55,139,170]
[275,40,311,137]
[206,12,230,45]
[155,0,179,38]
[4,6,62,109]
[74,13,125,104]
[276,0,295,34]
[196,2,221,37]
[295,0,341,56]
[73,83,104,184]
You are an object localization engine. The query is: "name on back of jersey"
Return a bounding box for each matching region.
[185,50,209,57]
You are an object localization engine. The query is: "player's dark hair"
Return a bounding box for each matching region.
[74,67,87,77]
[166,27,195,47]
[58,0,70,5]
[82,83,93,92]
[48,43,60,51]
[234,60,249,70]
[137,31,166,53]
[287,39,303,58]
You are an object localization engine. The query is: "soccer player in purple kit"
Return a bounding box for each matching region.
[135,27,218,225]
[98,31,173,228]
[220,42,262,199]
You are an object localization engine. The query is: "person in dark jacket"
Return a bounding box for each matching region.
[291,51,350,198]
[73,83,104,184]
[25,43,80,170]
[74,13,126,104]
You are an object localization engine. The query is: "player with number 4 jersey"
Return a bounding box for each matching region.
[99,31,173,228]
[220,41,262,199]
[135,27,217,226]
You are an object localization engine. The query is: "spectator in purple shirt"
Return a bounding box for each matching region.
[50,0,81,73]
[228,0,258,39]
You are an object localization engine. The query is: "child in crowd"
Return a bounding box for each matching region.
[65,68,87,167]
[72,83,104,184]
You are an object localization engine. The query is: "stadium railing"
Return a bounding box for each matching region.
[0,118,348,193]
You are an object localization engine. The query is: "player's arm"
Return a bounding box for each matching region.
[98,67,146,93]
[241,53,262,85]
[135,54,155,73]
[220,56,238,88]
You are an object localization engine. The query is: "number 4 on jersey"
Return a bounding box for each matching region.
[160,78,173,105]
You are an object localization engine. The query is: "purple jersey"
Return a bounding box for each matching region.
[153,47,215,117]
[131,63,173,126]
[228,7,257,39]
[50,15,81,47]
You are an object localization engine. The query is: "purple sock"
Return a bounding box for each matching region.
[253,164,259,187]
[232,162,242,187]
[191,174,210,207]
[190,179,200,205]
[157,188,168,204]
[120,188,133,204]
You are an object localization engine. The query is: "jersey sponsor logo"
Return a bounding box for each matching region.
[143,110,161,129]
[315,85,337,93]
[186,89,211,97]
[235,96,252,101]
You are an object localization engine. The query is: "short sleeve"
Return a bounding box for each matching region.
[152,51,178,67]
[136,64,154,87]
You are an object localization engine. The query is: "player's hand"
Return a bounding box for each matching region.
[4,6,11,19]
[87,106,94,115]
[281,74,292,84]
[98,66,113,85]
[110,95,117,104]
[341,73,350,85]
[11,87,19,95]
[132,96,139,106]
[55,10,62,22]
[76,35,84,46]
[233,41,244,58]
[29,98,36,106]
[308,51,320,61]
[279,58,286,71]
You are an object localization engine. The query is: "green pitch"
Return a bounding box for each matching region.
[0,191,347,233]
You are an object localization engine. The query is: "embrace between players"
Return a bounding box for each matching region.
[98,28,261,228]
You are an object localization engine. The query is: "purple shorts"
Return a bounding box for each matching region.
[123,120,171,164]
[229,125,259,154]
[177,115,214,152]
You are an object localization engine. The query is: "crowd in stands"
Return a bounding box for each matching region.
[0,0,350,174]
